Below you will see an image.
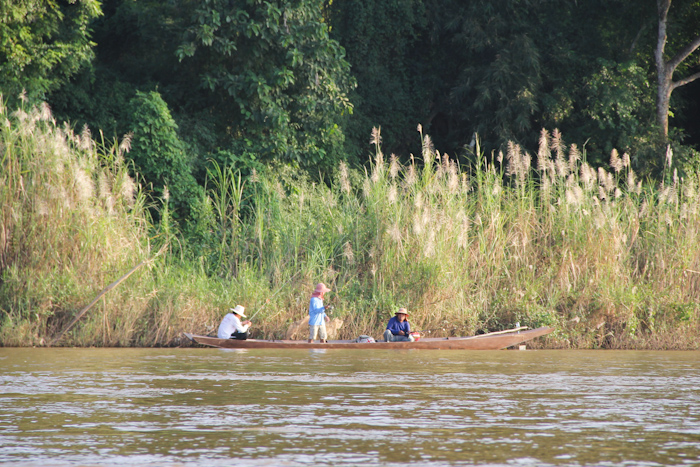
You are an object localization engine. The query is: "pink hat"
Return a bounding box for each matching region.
[314,283,331,294]
[396,308,409,316]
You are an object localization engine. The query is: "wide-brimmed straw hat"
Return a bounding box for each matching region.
[229,305,246,318]
[314,283,331,294]
[395,308,409,316]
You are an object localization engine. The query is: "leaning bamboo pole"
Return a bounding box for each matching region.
[49,244,168,346]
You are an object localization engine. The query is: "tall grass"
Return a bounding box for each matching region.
[0,98,210,346]
[2,98,699,348]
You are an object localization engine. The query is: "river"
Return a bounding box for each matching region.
[1,348,699,466]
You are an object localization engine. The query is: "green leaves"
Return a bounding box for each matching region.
[0,0,101,104]
[177,0,354,168]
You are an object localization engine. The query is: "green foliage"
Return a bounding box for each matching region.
[327,0,429,159]
[127,90,204,221]
[48,64,137,140]
[0,0,101,105]
[175,0,355,169]
[580,60,657,163]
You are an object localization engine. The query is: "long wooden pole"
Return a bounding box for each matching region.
[49,244,167,346]
[469,326,529,338]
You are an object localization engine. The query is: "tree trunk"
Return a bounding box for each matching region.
[655,0,700,143]
[656,0,672,140]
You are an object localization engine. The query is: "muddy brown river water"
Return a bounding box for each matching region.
[1,348,699,466]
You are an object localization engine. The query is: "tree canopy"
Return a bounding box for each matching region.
[0,0,101,105]
[3,0,699,181]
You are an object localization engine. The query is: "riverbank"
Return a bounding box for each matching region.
[1,103,699,349]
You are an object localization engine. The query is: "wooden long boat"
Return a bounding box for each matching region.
[183,326,554,350]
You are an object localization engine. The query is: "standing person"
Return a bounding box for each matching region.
[217,305,252,340]
[308,283,331,343]
[384,308,415,342]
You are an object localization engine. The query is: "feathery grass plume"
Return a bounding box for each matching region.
[405,164,417,187]
[667,170,679,205]
[541,175,551,195]
[580,162,596,191]
[118,172,136,206]
[388,223,402,244]
[461,173,470,193]
[492,183,502,197]
[79,124,93,152]
[666,144,673,168]
[362,178,371,198]
[537,128,550,171]
[412,210,423,236]
[414,192,423,209]
[370,128,384,182]
[298,188,305,210]
[422,134,434,166]
[614,188,622,199]
[626,170,636,192]
[342,241,355,264]
[424,229,436,258]
[456,211,470,249]
[598,185,607,201]
[389,154,399,179]
[371,167,380,184]
[552,131,568,178]
[497,150,504,165]
[421,206,432,230]
[119,133,133,158]
[682,176,697,203]
[594,208,606,228]
[506,141,520,177]
[610,149,622,173]
[72,162,95,204]
[388,184,397,204]
[622,152,631,168]
[339,161,351,194]
[640,199,649,217]
[598,167,614,193]
[13,108,28,124]
[370,126,382,148]
[568,144,581,172]
[447,161,459,193]
[39,102,52,123]
[273,180,285,199]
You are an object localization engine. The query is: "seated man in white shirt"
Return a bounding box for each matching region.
[217,305,252,340]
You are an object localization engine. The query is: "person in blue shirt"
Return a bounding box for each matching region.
[384,308,415,342]
[308,282,331,343]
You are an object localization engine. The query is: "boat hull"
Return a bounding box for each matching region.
[183,326,554,350]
